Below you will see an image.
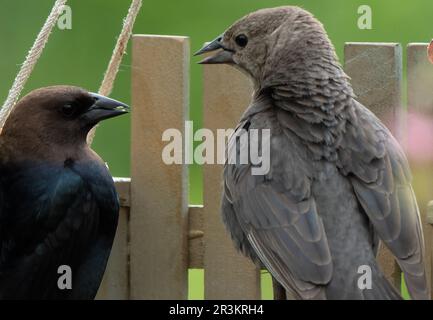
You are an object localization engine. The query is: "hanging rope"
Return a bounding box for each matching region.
[0,0,68,129]
[87,0,143,145]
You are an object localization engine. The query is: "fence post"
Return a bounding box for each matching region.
[344,42,403,290]
[130,35,190,299]
[96,178,131,300]
[407,43,433,297]
[202,60,261,299]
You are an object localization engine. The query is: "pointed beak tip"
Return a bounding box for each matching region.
[85,92,130,123]
[194,34,225,56]
[116,105,130,113]
[89,92,129,107]
[194,48,212,63]
[194,45,212,57]
[194,34,235,65]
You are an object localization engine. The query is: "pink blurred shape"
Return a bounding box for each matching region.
[405,112,433,163]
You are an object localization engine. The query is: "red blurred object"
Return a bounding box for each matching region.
[428,40,433,64]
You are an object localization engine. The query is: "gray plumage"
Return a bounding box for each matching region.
[196,6,429,300]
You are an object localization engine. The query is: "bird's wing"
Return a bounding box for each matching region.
[338,100,429,300]
[223,116,333,299]
[0,163,118,299]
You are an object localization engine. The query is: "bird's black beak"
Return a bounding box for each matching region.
[194,34,235,64]
[82,93,129,124]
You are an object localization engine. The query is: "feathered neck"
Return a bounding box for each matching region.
[255,60,355,162]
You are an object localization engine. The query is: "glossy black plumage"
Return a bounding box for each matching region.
[0,86,129,299]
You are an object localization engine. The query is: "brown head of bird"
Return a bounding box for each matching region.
[0,85,129,163]
[195,6,346,92]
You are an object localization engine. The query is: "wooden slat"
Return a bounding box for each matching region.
[428,201,433,297]
[345,43,402,129]
[101,181,205,270]
[130,35,189,299]
[96,179,130,299]
[407,43,433,297]
[188,205,204,269]
[408,43,433,114]
[114,177,131,207]
[96,206,129,300]
[345,42,403,289]
[202,61,261,299]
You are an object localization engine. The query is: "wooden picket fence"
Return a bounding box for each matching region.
[95,35,433,300]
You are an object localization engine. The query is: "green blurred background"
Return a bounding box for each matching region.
[1,0,431,300]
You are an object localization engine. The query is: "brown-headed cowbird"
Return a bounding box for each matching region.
[0,85,129,299]
[196,6,429,299]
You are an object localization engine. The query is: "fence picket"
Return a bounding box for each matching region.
[407,43,433,297]
[96,178,130,299]
[202,62,261,299]
[344,43,403,290]
[129,35,190,299]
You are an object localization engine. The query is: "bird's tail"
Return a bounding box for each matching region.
[395,196,431,300]
[398,253,430,300]
[326,261,402,300]
[360,263,402,300]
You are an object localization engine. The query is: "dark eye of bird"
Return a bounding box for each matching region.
[61,104,76,117]
[235,34,248,48]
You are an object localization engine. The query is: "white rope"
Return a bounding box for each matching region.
[0,0,68,129]
[87,0,143,144]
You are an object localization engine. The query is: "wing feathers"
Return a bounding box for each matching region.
[341,102,429,300]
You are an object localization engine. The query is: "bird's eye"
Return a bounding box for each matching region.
[61,104,76,117]
[235,34,248,48]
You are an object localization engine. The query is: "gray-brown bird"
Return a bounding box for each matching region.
[0,86,128,299]
[196,6,429,299]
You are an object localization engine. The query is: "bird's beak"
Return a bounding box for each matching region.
[82,93,130,124]
[194,34,235,65]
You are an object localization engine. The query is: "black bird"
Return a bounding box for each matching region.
[0,85,129,299]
